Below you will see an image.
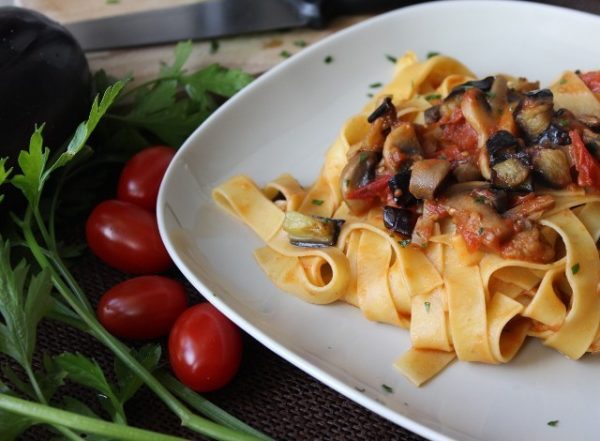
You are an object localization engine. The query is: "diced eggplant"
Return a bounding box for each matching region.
[537,122,571,147]
[382,122,423,172]
[514,89,554,144]
[408,159,451,200]
[367,96,394,123]
[340,150,381,214]
[383,206,418,236]
[486,130,521,165]
[388,163,416,207]
[283,211,344,248]
[531,148,572,188]
[424,105,441,124]
[446,76,494,100]
[582,128,600,161]
[491,158,531,190]
[452,161,483,182]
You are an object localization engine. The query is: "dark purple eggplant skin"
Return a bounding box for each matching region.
[0,7,91,167]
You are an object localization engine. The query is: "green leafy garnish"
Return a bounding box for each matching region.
[398,239,411,248]
[547,420,559,427]
[427,51,440,59]
[324,55,333,64]
[572,263,580,275]
[210,39,220,54]
[294,40,307,48]
[369,82,382,88]
[424,302,431,313]
[385,54,397,63]
[381,384,393,393]
[359,152,368,162]
[280,50,291,58]
[425,93,442,101]
[312,199,324,206]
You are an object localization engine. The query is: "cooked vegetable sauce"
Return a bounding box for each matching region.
[337,73,600,263]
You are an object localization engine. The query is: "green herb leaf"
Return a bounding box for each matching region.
[369,82,382,88]
[547,420,559,427]
[280,50,291,58]
[381,384,393,393]
[424,301,431,313]
[160,40,193,78]
[11,126,48,207]
[294,40,307,48]
[427,51,440,59]
[385,54,397,63]
[359,152,368,162]
[210,39,220,54]
[324,55,333,64]
[184,64,254,98]
[486,91,497,99]
[572,263,580,275]
[311,199,324,206]
[559,78,567,85]
[114,344,162,403]
[55,353,126,424]
[474,195,486,204]
[425,93,442,101]
[398,239,411,247]
[0,240,52,370]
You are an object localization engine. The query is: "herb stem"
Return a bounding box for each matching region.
[0,393,186,441]
[23,365,85,441]
[117,75,181,101]
[156,371,272,440]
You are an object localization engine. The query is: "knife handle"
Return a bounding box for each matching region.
[301,0,417,27]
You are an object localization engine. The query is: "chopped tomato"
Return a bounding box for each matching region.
[579,71,600,94]
[345,174,391,200]
[570,129,600,189]
[437,108,478,161]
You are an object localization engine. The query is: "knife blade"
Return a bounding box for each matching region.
[65,0,411,52]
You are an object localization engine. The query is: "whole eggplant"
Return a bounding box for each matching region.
[0,7,91,166]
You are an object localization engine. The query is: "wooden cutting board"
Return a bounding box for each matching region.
[18,0,368,82]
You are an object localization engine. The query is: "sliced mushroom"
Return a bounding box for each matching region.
[340,150,381,214]
[283,211,344,248]
[453,160,483,182]
[408,159,451,200]
[383,206,418,237]
[461,88,496,150]
[514,89,554,144]
[382,122,423,172]
[531,148,572,188]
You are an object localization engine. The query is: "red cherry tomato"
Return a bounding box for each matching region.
[168,303,242,392]
[117,146,176,211]
[86,200,172,274]
[97,276,188,340]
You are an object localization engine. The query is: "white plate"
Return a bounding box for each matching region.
[157,2,600,440]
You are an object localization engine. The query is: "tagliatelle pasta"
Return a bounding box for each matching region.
[213,52,600,386]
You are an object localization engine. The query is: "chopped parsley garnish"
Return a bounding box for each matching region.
[381,384,394,393]
[369,82,383,88]
[427,51,440,59]
[425,93,442,101]
[385,54,397,63]
[106,0,120,3]
[324,55,334,64]
[558,119,569,127]
[398,239,411,248]
[474,195,486,204]
[367,93,374,98]
[280,50,291,58]
[478,227,485,236]
[294,40,307,47]
[559,78,567,85]
[359,152,368,162]
[424,301,431,313]
[486,91,497,99]
[547,420,559,427]
[210,39,220,54]
[572,263,580,275]
[312,199,324,206]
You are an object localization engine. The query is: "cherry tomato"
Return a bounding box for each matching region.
[117,146,176,211]
[570,129,600,189]
[86,200,172,274]
[97,276,188,340]
[168,303,242,392]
